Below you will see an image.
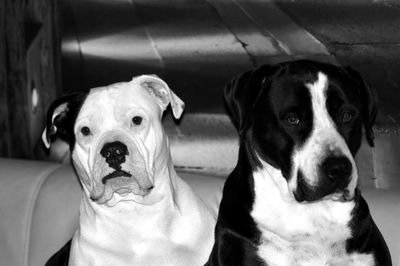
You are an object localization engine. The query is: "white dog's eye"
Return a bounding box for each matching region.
[81,126,91,136]
[132,116,143,125]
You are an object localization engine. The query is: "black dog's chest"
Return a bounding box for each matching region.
[255,239,374,266]
[249,169,375,266]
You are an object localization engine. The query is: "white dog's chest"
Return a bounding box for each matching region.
[70,186,215,266]
[129,242,201,266]
[70,238,202,266]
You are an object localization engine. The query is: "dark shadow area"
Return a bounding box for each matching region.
[277,0,400,125]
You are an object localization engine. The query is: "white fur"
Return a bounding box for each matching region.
[68,78,215,266]
[251,162,374,266]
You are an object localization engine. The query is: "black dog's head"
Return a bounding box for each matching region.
[225,60,377,202]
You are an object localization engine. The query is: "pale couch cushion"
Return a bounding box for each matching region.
[0,158,399,266]
[28,165,81,266]
[0,159,63,266]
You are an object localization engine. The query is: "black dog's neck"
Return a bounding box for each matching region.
[216,133,262,242]
[238,130,262,169]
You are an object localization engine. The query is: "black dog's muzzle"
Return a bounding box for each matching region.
[321,156,352,182]
[294,156,353,202]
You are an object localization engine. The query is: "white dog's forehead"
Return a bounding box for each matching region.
[77,82,160,123]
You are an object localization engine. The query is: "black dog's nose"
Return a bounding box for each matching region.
[100,141,129,170]
[322,156,352,181]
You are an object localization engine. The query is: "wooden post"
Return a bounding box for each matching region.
[5,0,31,158]
[1,0,61,158]
[0,0,11,157]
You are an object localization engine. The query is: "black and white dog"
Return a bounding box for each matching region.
[206,60,391,266]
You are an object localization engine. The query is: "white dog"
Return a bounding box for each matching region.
[43,75,216,266]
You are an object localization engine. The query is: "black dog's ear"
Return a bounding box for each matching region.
[224,64,279,134]
[345,66,377,147]
[42,93,87,149]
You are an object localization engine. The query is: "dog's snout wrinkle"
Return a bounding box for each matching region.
[101,141,129,170]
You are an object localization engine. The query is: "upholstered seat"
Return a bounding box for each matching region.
[0,158,398,266]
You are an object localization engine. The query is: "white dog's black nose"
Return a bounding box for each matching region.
[100,141,129,170]
[321,156,352,181]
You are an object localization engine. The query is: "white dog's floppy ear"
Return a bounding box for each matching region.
[42,93,87,149]
[134,75,185,119]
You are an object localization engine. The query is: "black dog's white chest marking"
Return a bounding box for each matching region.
[251,165,374,266]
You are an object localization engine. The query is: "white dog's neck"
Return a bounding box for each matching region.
[80,155,180,229]
[71,156,185,264]
[70,152,216,266]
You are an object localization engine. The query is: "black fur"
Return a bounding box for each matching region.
[44,93,88,151]
[347,190,392,265]
[344,66,378,147]
[207,142,266,266]
[45,239,72,266]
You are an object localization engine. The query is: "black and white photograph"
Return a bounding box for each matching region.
[0,0,398,265]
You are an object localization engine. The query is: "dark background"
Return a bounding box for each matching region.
[0,0,399,189]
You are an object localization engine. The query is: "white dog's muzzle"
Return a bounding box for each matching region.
[86,131,155,204]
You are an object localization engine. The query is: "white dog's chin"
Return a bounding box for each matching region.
[103,189,158,207]
[88,164,154,204]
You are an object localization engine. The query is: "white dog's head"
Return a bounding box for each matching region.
[43,75,184,205]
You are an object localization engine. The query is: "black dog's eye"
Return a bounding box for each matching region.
[285,113,300,126]
[341,112,353,124]
[132,116,143,125]
[81,126,91,136]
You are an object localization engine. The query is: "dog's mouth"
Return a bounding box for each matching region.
[101,170,132,184]
[293,171,353,203]
[323,188,354,202]
[88,136,156,204]
[294,184,354,203]
[90,167,154,204]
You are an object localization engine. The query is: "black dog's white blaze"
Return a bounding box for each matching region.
[290,72,357,201]
[250,72,374,266]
